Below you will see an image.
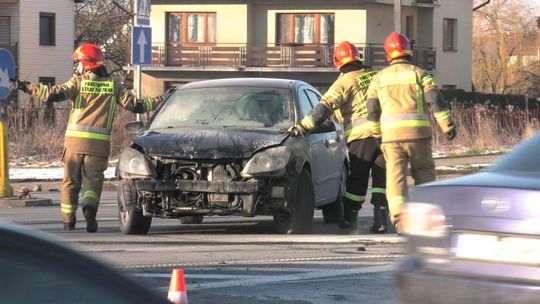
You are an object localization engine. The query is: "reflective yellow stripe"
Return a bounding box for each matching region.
[389,49,412,59]
[144,98,153,111]
[422,75,436,87]
[344,122,370,136]
[326,90,342,103]
[61,203,77,214]
[83,190,100,202]
[344,192,366,202]
[372,187,386,194]
[301,116,316,130]
[368,121,381,129]
[416,83,424,113]
[37,84,47,100]
[381,120,431,130]
[80,80,114,95]
[65,129,111,141]
[434,110,451,121]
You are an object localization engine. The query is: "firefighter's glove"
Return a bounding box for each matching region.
[446,128,457,141]
[10,79,30,93]
[288,124,307,137]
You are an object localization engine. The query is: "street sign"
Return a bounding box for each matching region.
[132,26,152,65]
[136,0,151,26]
[0,48,15,101]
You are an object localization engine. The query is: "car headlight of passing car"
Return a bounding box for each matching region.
[401,202,448,238]
[241,146,291,177]
[118,147,156,178]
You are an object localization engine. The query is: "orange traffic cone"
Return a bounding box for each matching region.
[168,268,188,304]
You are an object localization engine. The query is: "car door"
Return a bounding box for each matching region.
[298,86,342,205]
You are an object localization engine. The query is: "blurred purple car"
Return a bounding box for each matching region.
[395,132,540,304]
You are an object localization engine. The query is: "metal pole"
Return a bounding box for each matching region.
[394,0,402,33]
[135,64,141,121]
[0,120,13,197]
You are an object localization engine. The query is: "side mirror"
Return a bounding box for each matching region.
[313,120,336,134]
[124,121,145,135]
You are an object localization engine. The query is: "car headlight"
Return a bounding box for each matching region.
[401,202,448,238]
[118,146,156,178]
[241,146,291,177]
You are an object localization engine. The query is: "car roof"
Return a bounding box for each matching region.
[177,77,309,90]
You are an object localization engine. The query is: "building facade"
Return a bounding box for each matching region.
[0,0,75,104]
[141,0,472,97]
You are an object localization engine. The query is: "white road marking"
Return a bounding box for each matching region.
[151,264,393,291]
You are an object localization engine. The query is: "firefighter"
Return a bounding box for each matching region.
[11,43,162,232]
[290,41,388,233]
[366,32,457,230]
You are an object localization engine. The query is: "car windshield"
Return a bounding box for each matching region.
[149,86,294,129]
[487,132,540,173]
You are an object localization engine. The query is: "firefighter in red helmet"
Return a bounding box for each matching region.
[366,32,457,231]
[290,41,389,233]
[11,43,162,232]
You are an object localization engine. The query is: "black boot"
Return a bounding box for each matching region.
[338,202,360,229]
[83,206,98,233]
[62,214,76,230]
[370,206,388,234]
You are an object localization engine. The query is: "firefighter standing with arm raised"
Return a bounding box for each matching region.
[290,41,389,233]
[366,32,457,230]
[11,43,162,232]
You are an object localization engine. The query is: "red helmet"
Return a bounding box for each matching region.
[333,41,362,69]
[71,43,105,71]
[384,32,413,61]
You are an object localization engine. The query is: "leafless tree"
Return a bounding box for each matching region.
[472,0,539,96]
[74,0,133,80]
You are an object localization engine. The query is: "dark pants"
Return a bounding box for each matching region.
[343,137,387,210]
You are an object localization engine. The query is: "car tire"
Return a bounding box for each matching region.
[273,169,315,234]
[117,180,152,235]
[178,215,204,224]
[321,164,347,224]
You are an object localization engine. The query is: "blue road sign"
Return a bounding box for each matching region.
[136,0,151,26]
[132,26,152,65]
[0,49,15,101]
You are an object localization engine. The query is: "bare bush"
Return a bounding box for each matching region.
[7,106,138,162]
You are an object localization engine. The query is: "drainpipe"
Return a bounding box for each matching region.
[473,0,490,11]
[394,0,402,33]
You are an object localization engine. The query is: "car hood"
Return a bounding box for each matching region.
[132,128,289,159]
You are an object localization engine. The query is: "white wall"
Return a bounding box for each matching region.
[432,0,473,90]
[18,0,74,87]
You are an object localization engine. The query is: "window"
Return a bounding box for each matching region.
[443,18,457,51]
[40,13,55,46]
[0,16,10,43]
[38,77,55,86]
[405,16,414,40]
[167,12,216,44]
[277,13,334,45]
[304,89,321,107]
[298,88,315,118]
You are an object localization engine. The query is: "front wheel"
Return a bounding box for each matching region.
[321,164,347,223]
[273,169,315,234]
[117,180,152,235]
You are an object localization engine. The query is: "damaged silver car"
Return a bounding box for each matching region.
[116,78,348,234]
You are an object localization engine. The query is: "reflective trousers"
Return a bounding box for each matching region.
[343,137,387,210]
[60,148,108,224]
[380,139,436,222]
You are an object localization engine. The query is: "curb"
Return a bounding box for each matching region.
[0,197,53,208]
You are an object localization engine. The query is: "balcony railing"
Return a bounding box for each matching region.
[151,43,436,71]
